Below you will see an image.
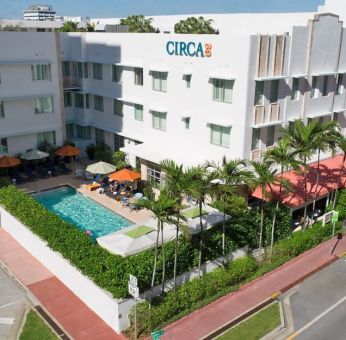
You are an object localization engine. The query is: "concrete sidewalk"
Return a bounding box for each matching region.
[0,228,124,340]
[163,234,346,340]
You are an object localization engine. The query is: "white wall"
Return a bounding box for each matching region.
[0,206,127,333]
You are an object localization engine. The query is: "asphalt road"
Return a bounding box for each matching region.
[283,258,346,340]
[0,266,30,339]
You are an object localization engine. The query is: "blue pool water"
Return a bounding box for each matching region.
[32,186,132,238]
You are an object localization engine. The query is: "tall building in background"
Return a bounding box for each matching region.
[23,5,56,21]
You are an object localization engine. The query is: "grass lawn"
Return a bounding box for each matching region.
[218,302,280,340]
[19,310,58,340]
[125,226,154,238]
[182,207,208,219]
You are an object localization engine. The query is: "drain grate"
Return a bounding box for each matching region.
[35,306,71,340]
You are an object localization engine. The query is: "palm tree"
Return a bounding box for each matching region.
[159,160,190,292]
[174,16,217,34]
[333,135,346,209]
[311,121,339,211]
[134,192,181,303]
[281,120,317,219]
[184,165,212,277]
[251,161,290,251]
[264,139,298,255]
[208,158,255,258]
[57,21,80,32]
[120,15,158,33]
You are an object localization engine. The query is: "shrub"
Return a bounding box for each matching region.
[112,150,128,170]
[332,188,346,221]
[129,222,338,337]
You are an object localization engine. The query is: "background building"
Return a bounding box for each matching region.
[23,4,56,21]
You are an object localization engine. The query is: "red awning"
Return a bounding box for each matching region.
[251,154,346,208]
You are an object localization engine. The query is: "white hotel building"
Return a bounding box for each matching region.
[1,0,346,183]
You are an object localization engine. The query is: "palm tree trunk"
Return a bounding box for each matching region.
[259,200,264,251]
[150,221,160,306]
[198,201,203,278]
[222,209,226,259]
[270,166,283,258]
[173,225,179,292]
[312,149,321,212]
[161,222,165,296]
[303,156,308,220]
[333,153,346,209]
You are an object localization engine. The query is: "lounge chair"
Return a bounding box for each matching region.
[24,167,36,180]
[37,165,49,178]
[59,163,72,174]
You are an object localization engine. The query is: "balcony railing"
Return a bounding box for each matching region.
[269,103,280,122]
[63,77,82,89]
[253,105,265,125]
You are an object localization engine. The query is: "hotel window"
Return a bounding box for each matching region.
[31,64,51,81]
[95,128,105,144]
[147,162,161,184]
[114,134,125,151]
[0,101,4,118]
[75,93,84,108]
[210,124,230,148]
[64,92,72,107]
[112,65,123,83]
[94,95,104,111]
[35,96,53,113]
[134,68,143,86]
[310,76,318,98]
[322,75,328,96]
[76,125,91,139]
[152,110,166,130]
[37,131,56,146]
[77,62,83,78]
[0,138,8,153]
[134,104,143,121]
[83,62,89,78]
[184,74,192,88]
[66,123,74,140]
[270,80,279,103]
[85,94,90,109]
[113,99,123,116]
[93,63,103,80]
[212,79,234,103]
[336,74,343,95]
[254,81,264,105]
[266,126,275,147]
[62,61,70,77]
[291,78,300,100]
[152,71,168,92]
[251,128,260,150]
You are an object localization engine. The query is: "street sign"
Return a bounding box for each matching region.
[129,274,138,286]
[332,211,339,223]
[128,281,139,298]
[151,330,165,340]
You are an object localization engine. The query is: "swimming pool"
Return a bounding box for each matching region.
[32,186,132,238]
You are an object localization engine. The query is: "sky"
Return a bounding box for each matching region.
[1,0,325,19]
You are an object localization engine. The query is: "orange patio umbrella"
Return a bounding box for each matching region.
[108,168,141,182]
[0,155,21,168]
[55,145,80,157]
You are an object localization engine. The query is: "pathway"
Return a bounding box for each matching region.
[0,228,124,340]
[163,234,346,339]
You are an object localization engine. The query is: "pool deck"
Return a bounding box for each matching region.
[18,162,154,226]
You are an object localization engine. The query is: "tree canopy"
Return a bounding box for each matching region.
[174,16,218,34]
[120,15,159,33]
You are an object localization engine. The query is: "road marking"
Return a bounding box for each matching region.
[0,301,20,310]
[0,317,15,325]
[337,251,346,258]
[271,291,281,299]
[287,331,299,339]
[293,295,346,336]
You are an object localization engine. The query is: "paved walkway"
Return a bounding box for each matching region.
[0,229,124,340]
[163,234,346,339]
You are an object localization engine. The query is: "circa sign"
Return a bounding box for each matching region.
[166,41,212,58]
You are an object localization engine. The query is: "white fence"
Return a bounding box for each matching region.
[0,206,131,333]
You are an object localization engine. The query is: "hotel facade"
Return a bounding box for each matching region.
[1,0,346,184]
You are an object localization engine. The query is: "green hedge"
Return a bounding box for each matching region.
[129,222,338,336]
[0,185,269,298]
